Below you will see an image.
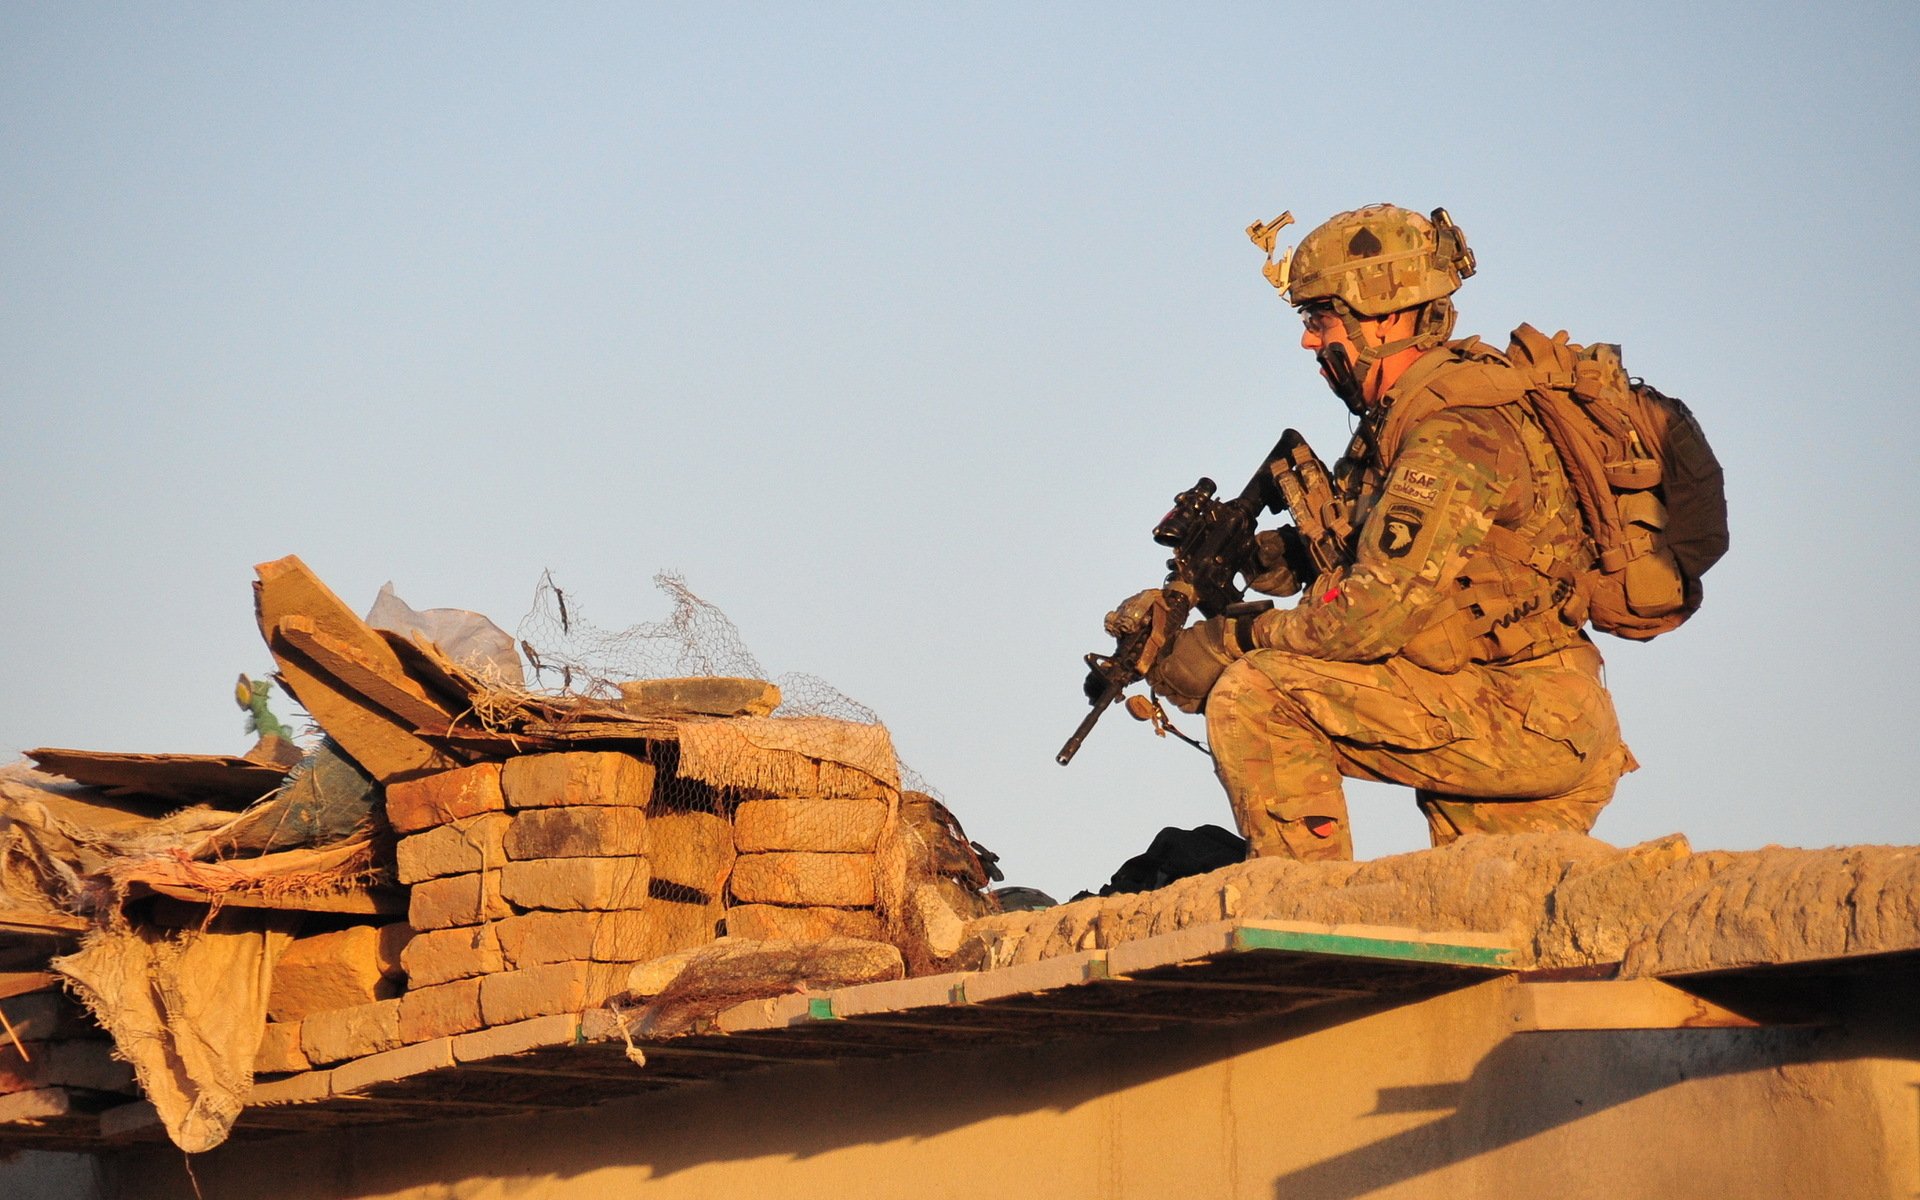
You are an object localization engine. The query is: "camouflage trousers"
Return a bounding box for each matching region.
[1203,642,1634,862]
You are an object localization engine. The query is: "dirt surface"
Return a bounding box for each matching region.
[960,833,1920,976]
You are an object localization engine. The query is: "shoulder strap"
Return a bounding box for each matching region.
[1374,339,1530,466]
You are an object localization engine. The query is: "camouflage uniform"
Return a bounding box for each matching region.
[1207,339,1636,861]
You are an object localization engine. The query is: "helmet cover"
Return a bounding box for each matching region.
[1251,204,1475,317]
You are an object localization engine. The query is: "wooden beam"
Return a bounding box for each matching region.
[615,677,781,719]
[1230,923,1514,968]
[0,1087,72,1123]
[255,556,461,783]
[0,911,89,938]
[142,882,405,916]
[518,720,683,743]
[275,616,456,734]
[22,749,289,808]
[0,972,59,1002]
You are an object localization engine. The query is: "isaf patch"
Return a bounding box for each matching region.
[1378,503,1424,559]
[1388,467,1440,505]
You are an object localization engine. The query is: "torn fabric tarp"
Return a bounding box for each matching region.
[56,912,295,1152]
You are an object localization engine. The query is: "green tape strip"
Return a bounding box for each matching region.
[1231,926,1512,967]
[807,996,838,1021]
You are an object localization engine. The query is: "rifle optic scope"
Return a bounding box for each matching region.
[1153,477,1218,547]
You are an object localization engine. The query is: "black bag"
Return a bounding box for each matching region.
[1099,824,1248,896]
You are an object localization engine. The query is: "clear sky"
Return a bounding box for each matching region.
[4,4,1916,901]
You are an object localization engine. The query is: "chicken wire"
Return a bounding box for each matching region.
[514,570,937,797]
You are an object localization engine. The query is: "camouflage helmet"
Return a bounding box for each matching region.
[1249,204,1476,317]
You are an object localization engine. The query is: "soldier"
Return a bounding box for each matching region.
[1109,205,1636,862]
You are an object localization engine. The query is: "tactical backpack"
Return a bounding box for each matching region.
[1502,324,1728,639]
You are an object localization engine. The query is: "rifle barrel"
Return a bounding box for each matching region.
[1057,678,1124,765]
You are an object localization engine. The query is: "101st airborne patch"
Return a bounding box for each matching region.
[1378,503,1425,558]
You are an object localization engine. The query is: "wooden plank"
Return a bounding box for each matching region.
[438,729,539,753]
[275,616,456,734]
[0,1087,73,1123]
[1230,923,1514,968]
[615,677,781,719]
[961,953,1100,1004]
[519,720,684,743]
[376,633,546,756]
[142,882,405,915]
[0,911,89,938]
[374,629,485,708]
[96,1100,160,1139]
[0,972,59,1002]
[23,749,289,808]
[255,556,461,783]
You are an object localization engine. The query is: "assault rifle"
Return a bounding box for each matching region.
[1056,428,1350,765]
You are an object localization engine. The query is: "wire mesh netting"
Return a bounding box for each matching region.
[513,570,937,797]
[455,572,990,998]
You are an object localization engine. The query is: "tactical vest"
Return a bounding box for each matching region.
[1347,338,1594,671]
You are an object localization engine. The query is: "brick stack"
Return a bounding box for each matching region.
[259,923,409,1075]
[725,792,893,942]
[0,991,137,1108]
[386,752,660,1042]
[312,741,908,1066]
[645,789,734,953]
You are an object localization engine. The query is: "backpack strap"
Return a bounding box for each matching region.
[1504,323,1650,574]
[1505,322,1578,388]
[1372,338,1531,469]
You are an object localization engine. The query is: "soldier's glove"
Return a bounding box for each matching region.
[1147,615,1260,715]
[1245,528,1308,598]
[1099,589,1177,686]
[1104,587,1167,639]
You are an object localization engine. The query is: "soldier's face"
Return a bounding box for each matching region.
[1298,306,1419,410]
[1299,306,1367,410]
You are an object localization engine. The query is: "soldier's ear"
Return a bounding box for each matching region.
[1373,309,1418,340]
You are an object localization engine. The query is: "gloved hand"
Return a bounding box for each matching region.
[1148,615,1253,714]
[1102,588,1176,673]
[1245,528,1307,598]
[1104,587,1167,638]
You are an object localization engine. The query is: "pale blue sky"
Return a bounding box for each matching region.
[4,4,1916,898]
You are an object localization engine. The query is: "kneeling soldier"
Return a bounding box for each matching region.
[1112,205,1635,861]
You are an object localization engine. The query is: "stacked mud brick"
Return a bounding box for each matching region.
[380,750,733,1045]
[255,923,410,1075]
[725,790,891,943]
[0,990,137,1118]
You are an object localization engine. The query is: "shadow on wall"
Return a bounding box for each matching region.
[98,979,1918,1200]
[1270,968,1920,1199]
[1271,1024,1849,1199]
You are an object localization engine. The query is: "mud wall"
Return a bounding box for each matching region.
[25,974,1918,1200]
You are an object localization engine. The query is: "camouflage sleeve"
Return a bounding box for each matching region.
[1253,408,1524,661]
